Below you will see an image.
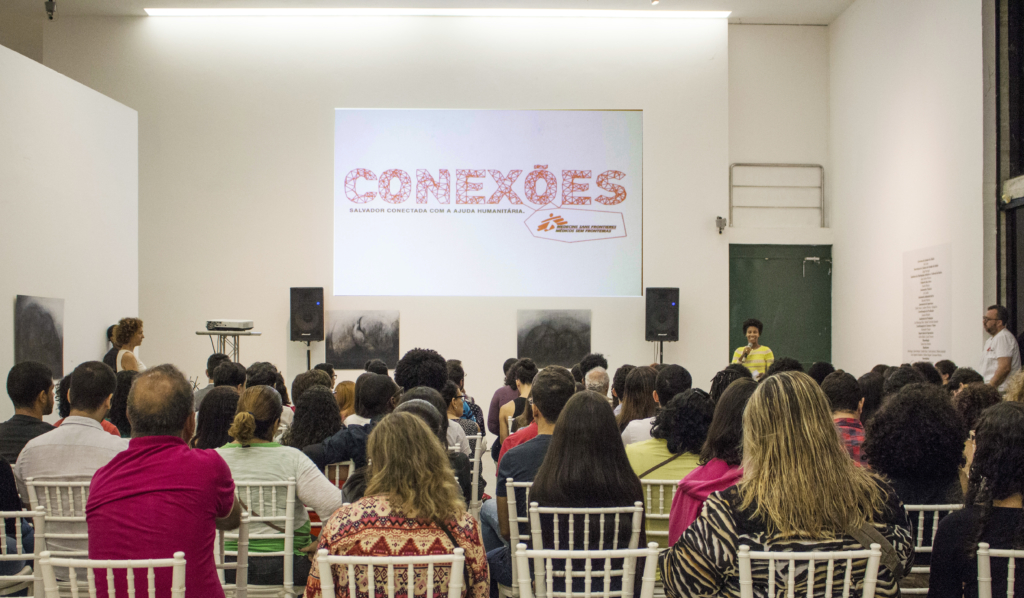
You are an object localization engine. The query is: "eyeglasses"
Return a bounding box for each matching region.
[982,317,996,322]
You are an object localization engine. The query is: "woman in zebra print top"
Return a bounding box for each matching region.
[659,372,914,598]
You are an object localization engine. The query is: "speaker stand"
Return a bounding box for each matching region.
[658,341,664,365]
[306,341,311,371]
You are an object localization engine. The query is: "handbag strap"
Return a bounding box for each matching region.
[848,521,905,581]
[435,518,474,587]
[639,453,682,479]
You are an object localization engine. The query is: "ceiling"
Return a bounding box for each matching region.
[19,0,855,25]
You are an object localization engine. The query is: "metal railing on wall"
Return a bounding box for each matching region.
[729,163,825,228]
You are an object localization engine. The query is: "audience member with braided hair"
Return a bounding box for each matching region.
[615,365,658,433]
[189,386,239,449]
[668,378,756,543]
[216,385,343,587]
[660,372,913,598]
[928,402,1024,598]
[708,364,752,404]
[281,386,342,450]
[626,388,714,545]
[306,412,489,598]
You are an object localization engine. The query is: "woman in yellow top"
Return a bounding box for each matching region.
[732,318,774,379]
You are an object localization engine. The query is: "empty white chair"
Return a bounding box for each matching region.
[902,503,963,595]
[977,542,1024,598]
[467,435,485,519]
[527,501,644,593]
[215,511,250,598]
[0,508,45,597]
[233,479,297,597]
[498,479,534,598]
[39,550,186,598]
[514,541,660,598]
[314,547,466,598]
[324,461,354,490]
[639,479,679,548]
[737,543,883,598]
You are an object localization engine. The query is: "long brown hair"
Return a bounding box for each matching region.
[615,366,658,432]
[228,385,283,446]
[335,381,355,418]
[365,412,465,521]
[740,372,885,538]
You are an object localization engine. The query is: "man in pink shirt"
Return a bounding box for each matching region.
[87,364,241,598]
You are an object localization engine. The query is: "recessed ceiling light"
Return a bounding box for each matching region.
[144,8,729,18]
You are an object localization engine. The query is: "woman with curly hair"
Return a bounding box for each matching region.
[952,383,1002,495]
[626,388,714,546]
[731,318,774,380]
[928,402,1024,598]
[282,386,342,450]
[113,317,145,372]
[616,365,658,433]
[863,383,967,505]
[306,412,489,598]
[661,372,913,598]
[189,386,239,449]
[668,378,756,543]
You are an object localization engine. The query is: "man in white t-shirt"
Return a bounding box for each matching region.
[980,305,1021,392]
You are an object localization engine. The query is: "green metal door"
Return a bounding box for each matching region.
[729,245,832,371]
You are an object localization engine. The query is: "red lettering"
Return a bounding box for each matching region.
[456,169,486,204]
[488,170,523,204]
[345,169,377,203]
[416,169,450,204]
[595,170,627,205]
[378,169,412,204]
[524,166,557,206]
[561,170,592,205]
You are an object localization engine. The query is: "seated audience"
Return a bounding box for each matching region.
[763,356,804,377]
[195,352,230,411]
[913,361,944,386]
[883,364,927,396]
[626,388,714,546]
[212,361,246,391]
[291,369,332,408]
[928,402,1024,598]
[863,383,967,505]
[497,358,539,441]
[947,367,985,396]
[621,364,692,444]
[113,317,146,372]
[102,324,119,371]
[660,372,913,598]
[449,360,484,429]
[0,456,32,579]
[282,386,343,450]
[579,352,609,379]
[86,364,241,598]
[668,379,756,543]
[55,374,71,419]
[872,364,890,375]
[305,412,488,598]
[345,372,376,427]
[934,359,957,385]
[363,358,389,375]
[403,387,472,496]
[15,361,127,574]
[584,366,610,397]
[217,384,343,587]
[820,370,867,465]
[305,373,398,469]
[571,364,583,383]
[807,361,835,386]
[857,371,884,425]
[333,380,355,420]
[1,361,54,463]
[314,362,336,389]
[529,390,647,595]
[708,364,752,404]
[611,364,636,414]
[189,386,240,449]
[444,380,481,444]
[394,347,449,392]
[484,369,575,588]
[615,365,658,433]
[273,372,293,441]
[487,358,520,436]
[106,370,136,438]
[496,366,575,468]
[951,382,1001,495]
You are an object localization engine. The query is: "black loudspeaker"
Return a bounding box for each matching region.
[290,287,324,342]
[645,287,679,342]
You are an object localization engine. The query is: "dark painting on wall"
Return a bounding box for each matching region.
[326,310,400,370]
[517,309,591,368]
[14,295,64,378]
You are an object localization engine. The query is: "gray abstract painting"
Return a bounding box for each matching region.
[15,295,64,378]
[326,310,400,370]
[517,309,591,368]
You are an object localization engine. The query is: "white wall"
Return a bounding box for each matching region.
[0,44,138,421]
[727,24,833,246]
[42,16,729,403]
[829,0,984,374]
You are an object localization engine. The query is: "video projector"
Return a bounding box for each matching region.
[206,319,255,331]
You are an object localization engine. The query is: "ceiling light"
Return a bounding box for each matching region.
[144,8,729,18]
[652,0,660,4]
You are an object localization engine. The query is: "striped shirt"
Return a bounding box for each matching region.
[731,345,775,378]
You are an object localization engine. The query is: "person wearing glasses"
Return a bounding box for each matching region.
[731,318,774,380]
[980,305,1021,392]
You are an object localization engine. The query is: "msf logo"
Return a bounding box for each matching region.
[537,213,568,232]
